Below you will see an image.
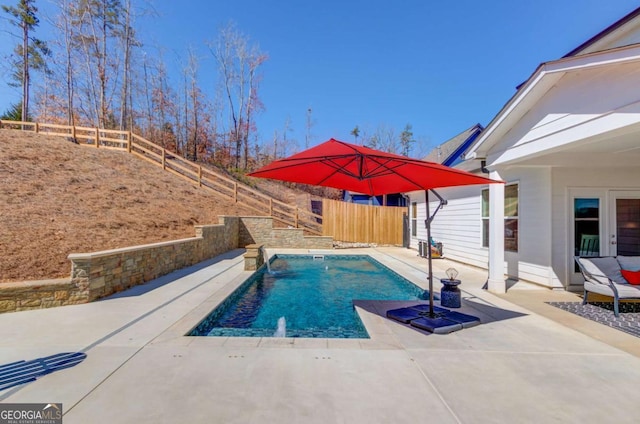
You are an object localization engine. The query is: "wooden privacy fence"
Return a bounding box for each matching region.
[322,199,406,245]
[0,120,323,235]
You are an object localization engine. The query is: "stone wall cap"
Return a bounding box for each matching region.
[240,216,274,219]
[193,223,224,229]
[0,278,72,289]
[68,236,199,260]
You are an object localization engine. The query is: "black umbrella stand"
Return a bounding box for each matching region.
[424,189,447,317]
[414,190,482,334]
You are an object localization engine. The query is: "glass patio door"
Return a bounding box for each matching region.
[574,198,601,258]
[610,192,640,256]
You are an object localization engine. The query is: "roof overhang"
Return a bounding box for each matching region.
[564,7,640,57]
[465,44,640,162]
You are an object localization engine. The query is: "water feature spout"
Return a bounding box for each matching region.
[261,246,272,274]
[273,316,286,337]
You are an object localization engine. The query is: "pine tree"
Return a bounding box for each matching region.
[0,102,23,120]
[2,0,50,122]
[400,123,415,157]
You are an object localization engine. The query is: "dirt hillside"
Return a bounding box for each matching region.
[0,130,283,282]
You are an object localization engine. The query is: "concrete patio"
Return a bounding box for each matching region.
[1,247,639,423]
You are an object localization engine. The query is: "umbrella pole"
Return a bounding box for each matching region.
[425,190,434,316]
[425,189,448,317]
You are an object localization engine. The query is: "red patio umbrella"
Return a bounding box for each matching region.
[249,138,501,319]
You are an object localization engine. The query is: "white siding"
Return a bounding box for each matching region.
[409,167,557,287]
[488,62,640,166]
[407,190,425,250]
[409,185,488,269]
[508,167,555,286]
[579,19,640,55]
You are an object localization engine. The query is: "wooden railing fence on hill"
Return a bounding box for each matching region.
[322,199,406,245]
[0,120,323,235]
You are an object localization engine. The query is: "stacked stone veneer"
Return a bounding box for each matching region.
[239,216,333,249]
[0,279,85,312]
[69,216,240,302]
[0,215,332,313]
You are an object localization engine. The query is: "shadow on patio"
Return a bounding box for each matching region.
[354,296,528,336]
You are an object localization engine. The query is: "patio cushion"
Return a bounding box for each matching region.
[584,257,627,284]
[621,269,640,285]
[614,283,640,297]
[617,256,640,271]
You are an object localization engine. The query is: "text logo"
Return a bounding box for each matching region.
[0,403,62,424]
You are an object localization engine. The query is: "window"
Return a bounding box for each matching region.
[481,190,489,247]
[481,184,519,252]
[504,185,519,252]
[574,198,599,257]
[411,202,417,237]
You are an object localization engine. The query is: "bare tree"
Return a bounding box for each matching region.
[141,51,152,133]
[59,0,75,126]
[42,0,79,127]
[361,124,398,153]
[305,107,314,148]
[243,51,266,168]
[149,57,177,150]
[271,129,278,161]
[182,47,208,161]
[71,0,124,128]
[118,0,137,130]
[208,21,267,169]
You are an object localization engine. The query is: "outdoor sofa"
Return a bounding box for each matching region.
[575,256,640,317]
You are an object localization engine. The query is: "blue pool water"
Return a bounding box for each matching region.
[189,254,427,338]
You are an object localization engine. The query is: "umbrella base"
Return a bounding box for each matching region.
[386,304,481,334]
[441,310,481,329]
[410,316,462,334]
[386,304,448,324]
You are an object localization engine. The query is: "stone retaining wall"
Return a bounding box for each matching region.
[69,216,240,302]
[0,215,332,313]
[0,279,85,312]
[239,216,333,249]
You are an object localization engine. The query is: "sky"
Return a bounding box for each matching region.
[1,0,639,156]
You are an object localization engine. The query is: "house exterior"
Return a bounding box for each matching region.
[422,123,483,168]
[407,7,640,293]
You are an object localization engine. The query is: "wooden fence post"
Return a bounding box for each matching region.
[162,148,166,170]
[71,125,76,141]
[95,128,99,148]
[198,166,202,186]
[34,122,39,133]
[233,182,238,202]
[295,208,299,228]
[269,198,273,216]
[127,131,132,153]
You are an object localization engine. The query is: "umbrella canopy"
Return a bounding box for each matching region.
[249,138,501,323]
[249,138,496,195]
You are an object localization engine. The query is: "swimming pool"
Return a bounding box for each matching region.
[189,254,427,338]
